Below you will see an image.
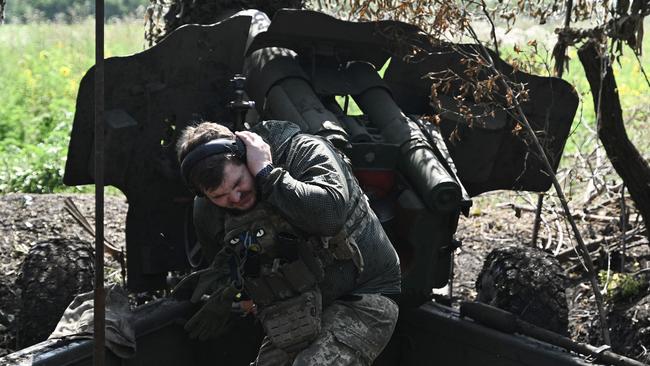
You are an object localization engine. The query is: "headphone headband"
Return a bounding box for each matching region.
[180,137,246,189]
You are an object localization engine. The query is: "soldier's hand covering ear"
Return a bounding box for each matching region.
[235,131,273,176]
[185,285,239,340]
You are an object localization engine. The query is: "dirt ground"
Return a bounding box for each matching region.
[0,193,128,356]
[0,191,648,360]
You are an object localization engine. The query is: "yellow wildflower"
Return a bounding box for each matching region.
[39,50,49,60]
[67,79,78,95]
[59,66,71,77]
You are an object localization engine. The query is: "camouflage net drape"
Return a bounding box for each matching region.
[144,0,303,46]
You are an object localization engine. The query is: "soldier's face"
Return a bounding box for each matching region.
[204,161,256,211]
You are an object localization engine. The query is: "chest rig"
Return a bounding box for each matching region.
[223,204,322,304]
[223,203,364,352]
[223,203,330,352]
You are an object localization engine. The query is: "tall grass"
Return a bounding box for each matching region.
[0,19,143,193]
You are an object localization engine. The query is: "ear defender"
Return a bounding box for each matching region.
[180,137,247,193]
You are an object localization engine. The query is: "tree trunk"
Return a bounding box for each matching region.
[0,0,5,24]
[578,41,650,243]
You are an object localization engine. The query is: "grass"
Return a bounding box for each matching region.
[0,18,144,193]
[562,41,650,156]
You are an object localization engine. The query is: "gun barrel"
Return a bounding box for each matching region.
[350,63,461,212]
[265,77,348,146]
[400,119,462,212]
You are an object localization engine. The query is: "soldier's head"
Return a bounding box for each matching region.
[177,122,256,211]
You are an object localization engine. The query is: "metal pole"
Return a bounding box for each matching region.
[94,0,106,365]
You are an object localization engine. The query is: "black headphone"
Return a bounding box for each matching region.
[180,137,247,191]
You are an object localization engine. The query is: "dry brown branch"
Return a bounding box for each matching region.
[557,226,648,262]
[63,197,126,286]
[63,198,122,257]
[531,193,545,247]
[566,237,649,274]
[554,219,565,254]
[498,202,624,223]
[463,26,612,345]
[620,185,628,271]
[479,0,499,55]
[579,41,650,246]
[552,0,574,76]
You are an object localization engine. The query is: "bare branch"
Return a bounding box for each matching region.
[463,22,612,345]
[552,0,574,77]
[479,0,499,56]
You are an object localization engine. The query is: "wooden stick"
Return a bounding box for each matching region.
[63,197,123,257]
[497,202,622,223]
[557,227,647,262]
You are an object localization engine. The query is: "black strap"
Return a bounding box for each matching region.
[180,138,246,186]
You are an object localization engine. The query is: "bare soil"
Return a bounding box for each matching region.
[0,193,127,356]
[1,191,648,360]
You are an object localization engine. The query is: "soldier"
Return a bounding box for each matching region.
[176,120,401,365]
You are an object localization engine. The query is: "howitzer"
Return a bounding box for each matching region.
[5,7,642,366]
[58,8,578,296]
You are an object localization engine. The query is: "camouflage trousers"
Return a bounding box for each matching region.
[252,294,398,366]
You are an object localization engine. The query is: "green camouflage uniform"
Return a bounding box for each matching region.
[254,294,398,366]
[193,120,400,365]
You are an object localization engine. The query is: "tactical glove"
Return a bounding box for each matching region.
[185,285,239,340]
[190,248,233,303]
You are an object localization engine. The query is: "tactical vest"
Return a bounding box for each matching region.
[222,202,362,351]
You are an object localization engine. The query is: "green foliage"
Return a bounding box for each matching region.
[5,0,148,22]
[599,270,645,301]
[561,41,650,155]
[0,20,142,193]
[497,26,650,158]
[0,125,68,193]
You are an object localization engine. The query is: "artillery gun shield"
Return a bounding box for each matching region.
[64,15,251,291]
[384,44,579,196]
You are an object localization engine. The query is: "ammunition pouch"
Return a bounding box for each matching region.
[318,229,364,274]
[244,252,321,306]
[258,288,322,353]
